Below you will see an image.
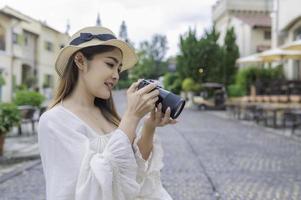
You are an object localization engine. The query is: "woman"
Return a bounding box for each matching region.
[38,26,178,200]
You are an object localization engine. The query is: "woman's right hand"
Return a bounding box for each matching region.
[125,79,160,120]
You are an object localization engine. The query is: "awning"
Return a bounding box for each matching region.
[281,40,301,51]
[259,48,301,62]
[236,54,263,64]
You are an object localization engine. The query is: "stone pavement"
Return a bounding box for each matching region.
[1,90,301,200]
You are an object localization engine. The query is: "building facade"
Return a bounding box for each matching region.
[0,6,69,102]
[212,0,273,57]
[272,0,301,79]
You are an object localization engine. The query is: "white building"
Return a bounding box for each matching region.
[272,0,301,79]
[212,0,273,57]
[0,6,69,102]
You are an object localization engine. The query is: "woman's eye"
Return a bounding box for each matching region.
[106,63,114,67]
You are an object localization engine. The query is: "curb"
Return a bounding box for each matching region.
[0,156,41,184]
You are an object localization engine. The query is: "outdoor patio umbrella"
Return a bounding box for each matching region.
[236,54,263,64]
[259,48,301,62]
[281,40,301,51]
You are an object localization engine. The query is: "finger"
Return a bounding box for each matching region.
[169,119,178,124]
[148,96,159,105]
[137,82,157,96]
[156,103,162,123]
[127,80,141,93]
[150,106,156,120]
[161,107,171,124]
[144,89,160,101]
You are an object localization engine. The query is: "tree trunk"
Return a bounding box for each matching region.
[0,134,4,156]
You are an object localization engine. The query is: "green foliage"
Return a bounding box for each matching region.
[182,78,201,92]
[176,26,225,84]
[163,73,182,94]
[24,75,38,88]
[223,27,240,86]
[14,90,45,107]
[0,74,5,86]
[16,84,28,91]
[227,84,245,97]
[129,34,168,81]
[228,65,284,96]
[176,28,201,82]
[199,26,224,83]
[0,103,21,135]
[116,79,132,89]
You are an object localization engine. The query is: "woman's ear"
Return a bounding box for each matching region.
[74,52,88,71]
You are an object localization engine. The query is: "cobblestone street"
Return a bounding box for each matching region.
[1,91,301,200]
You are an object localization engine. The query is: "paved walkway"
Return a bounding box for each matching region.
[1,90,301,200]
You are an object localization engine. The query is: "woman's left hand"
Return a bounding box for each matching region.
[144,103,178,128]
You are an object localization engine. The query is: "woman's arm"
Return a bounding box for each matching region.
[118,110,140,144]
[136,123,156,161]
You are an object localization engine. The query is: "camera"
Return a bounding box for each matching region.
[137,79,185,119]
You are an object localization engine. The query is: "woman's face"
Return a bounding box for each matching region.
[78,48,122,99]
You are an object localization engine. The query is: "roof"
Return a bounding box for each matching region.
[282,15,301,31]
[235,14,271,28]
[0,6,65,34]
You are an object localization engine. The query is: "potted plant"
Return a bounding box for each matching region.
[14,89,45,108]
[0,103,21,156]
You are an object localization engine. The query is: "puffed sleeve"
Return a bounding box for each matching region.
[38,112,140,200]
[132,126,173,199]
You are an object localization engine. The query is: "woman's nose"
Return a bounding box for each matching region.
[112,70,119,80]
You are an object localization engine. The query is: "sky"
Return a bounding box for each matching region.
[0,0,216,58]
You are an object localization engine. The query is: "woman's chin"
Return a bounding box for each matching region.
[94,90,111,100]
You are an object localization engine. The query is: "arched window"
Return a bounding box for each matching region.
[294,26,301,40]
[0,25,5,51]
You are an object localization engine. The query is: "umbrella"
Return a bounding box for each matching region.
[281,40,301,51]
[259,48,301,62]
[236,54,263,64]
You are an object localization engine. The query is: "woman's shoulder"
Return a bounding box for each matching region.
[39,104,78,126]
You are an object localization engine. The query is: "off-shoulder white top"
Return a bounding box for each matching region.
[37,103,173,200]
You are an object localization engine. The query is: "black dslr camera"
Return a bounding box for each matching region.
[137,79,185,119]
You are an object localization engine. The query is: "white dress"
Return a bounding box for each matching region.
[37,103,173,200]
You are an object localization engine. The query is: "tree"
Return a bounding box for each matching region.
[176,28,200,81]
[176,26,224,84]
[199,26,224,83]
[129,34,168,80]
[223,27,239,86]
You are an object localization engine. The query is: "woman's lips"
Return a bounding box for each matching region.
[105,83,113,90]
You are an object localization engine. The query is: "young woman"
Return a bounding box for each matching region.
[38,26,178,200]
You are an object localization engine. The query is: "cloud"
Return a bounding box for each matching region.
[0,0,215,57]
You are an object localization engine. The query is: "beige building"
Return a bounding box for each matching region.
[212,0,273,57]
[272,0,301,79]
[0,6,69,102]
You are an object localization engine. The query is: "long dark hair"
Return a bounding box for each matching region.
[48,45,122,127]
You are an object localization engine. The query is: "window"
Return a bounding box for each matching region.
[43,74,53,88]
[45,41,53,51]
[0,25,5,51]
[294,26,301,40]
[264,31,271,40]
[12,32,23,45]
[24,35,28,46]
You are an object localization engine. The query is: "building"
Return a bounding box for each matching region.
[212,0,273,57]
[0,6,69,102]
[272,0,301,79]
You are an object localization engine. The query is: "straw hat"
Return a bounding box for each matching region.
[55,26,138,77]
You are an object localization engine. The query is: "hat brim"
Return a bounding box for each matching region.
[55,39,138,77]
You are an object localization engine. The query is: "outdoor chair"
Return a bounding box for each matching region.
[17,105,38,136]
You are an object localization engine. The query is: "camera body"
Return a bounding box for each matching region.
[137,79,185,119]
